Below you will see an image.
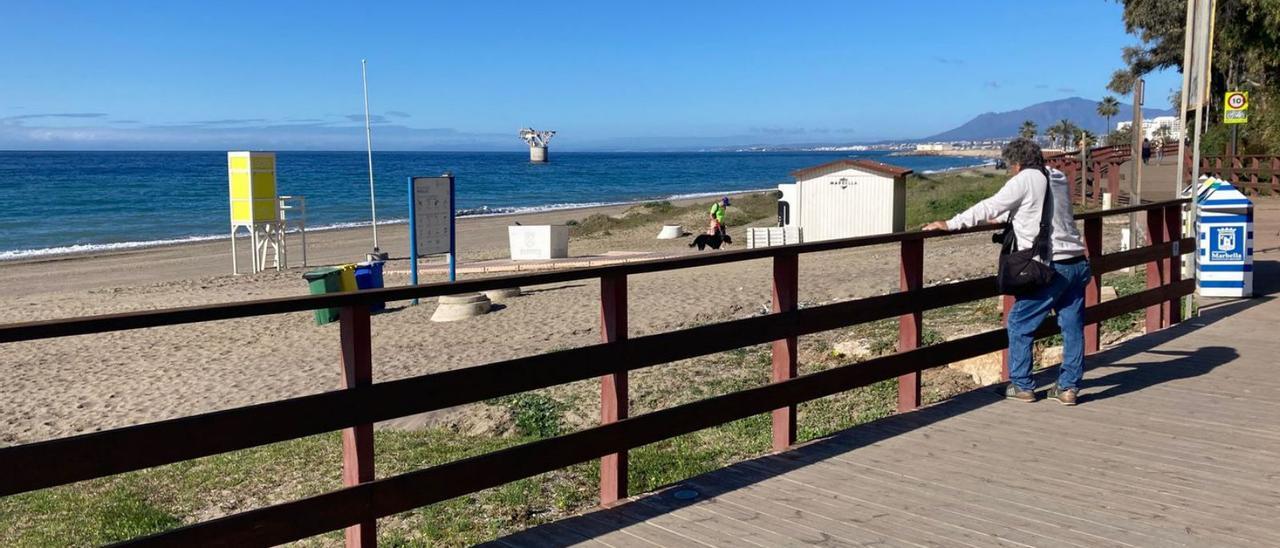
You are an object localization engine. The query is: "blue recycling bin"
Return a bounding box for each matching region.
[354,261,386,313]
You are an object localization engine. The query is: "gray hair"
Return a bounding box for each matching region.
[1001,138,1045,170]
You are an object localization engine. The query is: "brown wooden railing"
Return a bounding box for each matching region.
[1045,143,1181,207]
[0,200,1193,547]
[1200,154,1280,194]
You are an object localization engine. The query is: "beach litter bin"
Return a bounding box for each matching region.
[303,267,345,325]
[354,261,386,313]
[1196,178,1254,297]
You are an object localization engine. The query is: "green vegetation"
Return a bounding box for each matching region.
[1101,267,1150,336]
[1111,0,1280,154]
[490,393,566,438]
[905,170,1006,227]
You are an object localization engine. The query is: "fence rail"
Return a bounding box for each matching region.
[1199,154,1280,194]
[0,199,1193,547]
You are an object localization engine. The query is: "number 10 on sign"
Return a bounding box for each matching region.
[1225,91,1248,124]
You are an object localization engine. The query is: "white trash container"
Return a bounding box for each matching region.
[508,225,570,260]
[1196,178,1253,297]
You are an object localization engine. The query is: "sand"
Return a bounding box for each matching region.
[3,186,1248,446]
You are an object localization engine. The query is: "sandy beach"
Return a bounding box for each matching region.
[0,180,1142,446]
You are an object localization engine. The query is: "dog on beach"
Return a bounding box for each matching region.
[688,232,732,251]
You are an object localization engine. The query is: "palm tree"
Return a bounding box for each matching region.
[1045,123,1062,149]
[1097,96,1120,134]
[1018,120,1037,140]
[1046,119,1077,149]
[1079,130,1098,149]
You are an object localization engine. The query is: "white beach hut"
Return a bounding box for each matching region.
[776,159,912,243]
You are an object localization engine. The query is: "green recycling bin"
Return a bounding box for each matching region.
[303,267,345,325]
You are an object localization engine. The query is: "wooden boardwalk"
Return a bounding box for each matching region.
[487,260,1280,547]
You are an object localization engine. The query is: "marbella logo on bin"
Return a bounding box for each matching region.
[1209,225,1244,262]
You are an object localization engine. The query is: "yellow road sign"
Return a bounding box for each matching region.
[1225,91,1248,124]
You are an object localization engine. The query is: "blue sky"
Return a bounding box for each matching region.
[0,0,1182,151]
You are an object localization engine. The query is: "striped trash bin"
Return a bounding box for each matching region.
[1196,178,1253,298]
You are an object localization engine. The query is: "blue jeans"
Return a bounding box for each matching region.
[1006,259,1092,391]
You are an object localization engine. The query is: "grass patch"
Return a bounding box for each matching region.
[1101,267,1148,336]
[905,171,1006,228]
[489,393,566,438]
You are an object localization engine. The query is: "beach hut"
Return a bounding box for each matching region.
[777,159,912,243]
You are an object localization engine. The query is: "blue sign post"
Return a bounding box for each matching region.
[408,174,456,304]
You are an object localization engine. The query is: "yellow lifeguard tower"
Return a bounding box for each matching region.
[228,151,285,274]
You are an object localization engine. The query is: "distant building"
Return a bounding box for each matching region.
[776,159,911,243]
[1117,116,1183,141]
[915,143,955,152]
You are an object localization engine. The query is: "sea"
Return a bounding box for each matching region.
[0,150,989,260]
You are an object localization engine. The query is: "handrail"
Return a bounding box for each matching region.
[0,199,1195,547]
[0,199,1190,344]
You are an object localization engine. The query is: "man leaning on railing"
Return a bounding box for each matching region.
[923,138,1089,406]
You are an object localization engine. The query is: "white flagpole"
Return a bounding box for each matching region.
[362,59,380,253]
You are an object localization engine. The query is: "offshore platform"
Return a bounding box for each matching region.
[518,128,556,163]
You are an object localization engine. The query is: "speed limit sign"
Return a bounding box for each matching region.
[1225,91,1249,124]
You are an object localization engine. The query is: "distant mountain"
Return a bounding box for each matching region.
[925,97,1175,141]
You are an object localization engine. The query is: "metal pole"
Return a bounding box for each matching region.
[1177,0,1198,321]
[448,174,457,283]
[408,177,419,305]
[362,59,379,253]
[1130,79,1144,250]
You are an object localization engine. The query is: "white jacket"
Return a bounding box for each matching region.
[946,168,1086,261]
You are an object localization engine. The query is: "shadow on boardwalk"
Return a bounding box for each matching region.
[484,261,1278,547]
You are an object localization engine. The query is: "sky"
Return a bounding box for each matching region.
[0,0,1183,151]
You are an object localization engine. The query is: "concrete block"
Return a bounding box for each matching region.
[431,293,492,322]
[482,287,522,301]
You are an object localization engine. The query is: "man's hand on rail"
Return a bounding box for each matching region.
[922,221,949,231]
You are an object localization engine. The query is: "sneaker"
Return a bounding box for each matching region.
[1048,385,1078,406]
[1005,384,1036,403]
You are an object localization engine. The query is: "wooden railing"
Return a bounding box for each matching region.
[0,200,1194,547]
[1046,143,1181,207]
[1200,154,1280,194]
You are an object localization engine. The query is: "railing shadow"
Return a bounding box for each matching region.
[485,266,1275,547]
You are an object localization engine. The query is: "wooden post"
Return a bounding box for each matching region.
[999,295,1013,381]
[339,306,375,548]
[1264,156,1274,194]
[771,253,799,451]
[1092,163,1104,207]
[1083,218,1103,354]
[599,274,628,506]
[1108,165,1121,206]
[1249,158,1261,194]
[1144,208,1166,333]
[897,240,923,412]
[1165,204,1183,326]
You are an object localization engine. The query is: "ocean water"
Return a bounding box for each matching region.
[0,151,988,259]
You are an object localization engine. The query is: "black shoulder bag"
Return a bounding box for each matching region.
[996,168,1056,296]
